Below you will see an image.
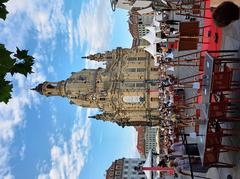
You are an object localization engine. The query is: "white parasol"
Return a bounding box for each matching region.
[143,149,153,179]
[142,32,166,44]
[144,44,157,56]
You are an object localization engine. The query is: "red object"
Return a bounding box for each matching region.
[168,41,178,49]
[212,66,240,93]
[136,127,145,156]
[200,0,222,71]
[197,0,223,107]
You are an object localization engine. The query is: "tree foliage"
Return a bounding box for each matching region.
[0,0,35,103]
[0,0,9,20]
[0,44,34,103]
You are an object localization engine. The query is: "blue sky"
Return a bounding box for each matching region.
[0,0,139,179]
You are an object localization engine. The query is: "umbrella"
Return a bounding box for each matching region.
[142,32,166,44]
[144,44,157,56]
[144,44,162,66]
[143,150,153,179]
[152,18,160,27]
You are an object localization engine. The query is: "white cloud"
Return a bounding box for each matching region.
[19,144,26,160]
[3,0,73,62]
[37,107,92,179]
[0,0,68,177]
[72,0,113,69]
[47,66,55,74]
[128,128,140,158]
[76,0,113,54]
[2,174,14,179]
[0,66,46,178]
[66,16,74,63]
[6,0,66,42]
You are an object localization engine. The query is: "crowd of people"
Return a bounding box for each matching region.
[142,0,240,177]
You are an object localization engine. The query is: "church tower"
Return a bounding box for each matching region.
[33,81,66,97]
[34,47,161,127]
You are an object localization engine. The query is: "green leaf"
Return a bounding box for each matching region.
[14,47,34,60]
[0,76,12,104]
[10,47,35,76]
[0,43,34,103]
[10,63,33,76]
[0,2,8,20]
[0,44,15,75]
[14,48,34,66]
[0,0,9,3]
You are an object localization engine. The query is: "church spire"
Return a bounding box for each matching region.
[81,51,113,62]
[31,83,44,95]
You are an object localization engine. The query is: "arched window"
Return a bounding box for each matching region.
[47,84,57,89]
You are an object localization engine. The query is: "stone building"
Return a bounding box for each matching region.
[128,11,153,48]
[137,126,157,158]
[106,158,146,179]
[33,47,162,127]
[136,127,145,158]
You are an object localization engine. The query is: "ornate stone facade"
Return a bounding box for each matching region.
[34,47,162,127]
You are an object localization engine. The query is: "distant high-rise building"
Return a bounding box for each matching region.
[106,158,146,179]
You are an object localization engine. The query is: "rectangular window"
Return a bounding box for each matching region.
[124,82,146,89]
[128,57,146,61]
[136,83,145,88]
[151,97,159,102]
[137,68,145,72]
[127,68,137,72]
[151,68,158,71]
[125,83,135,88]
[128,57,137,61]
[138,57,146,61]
